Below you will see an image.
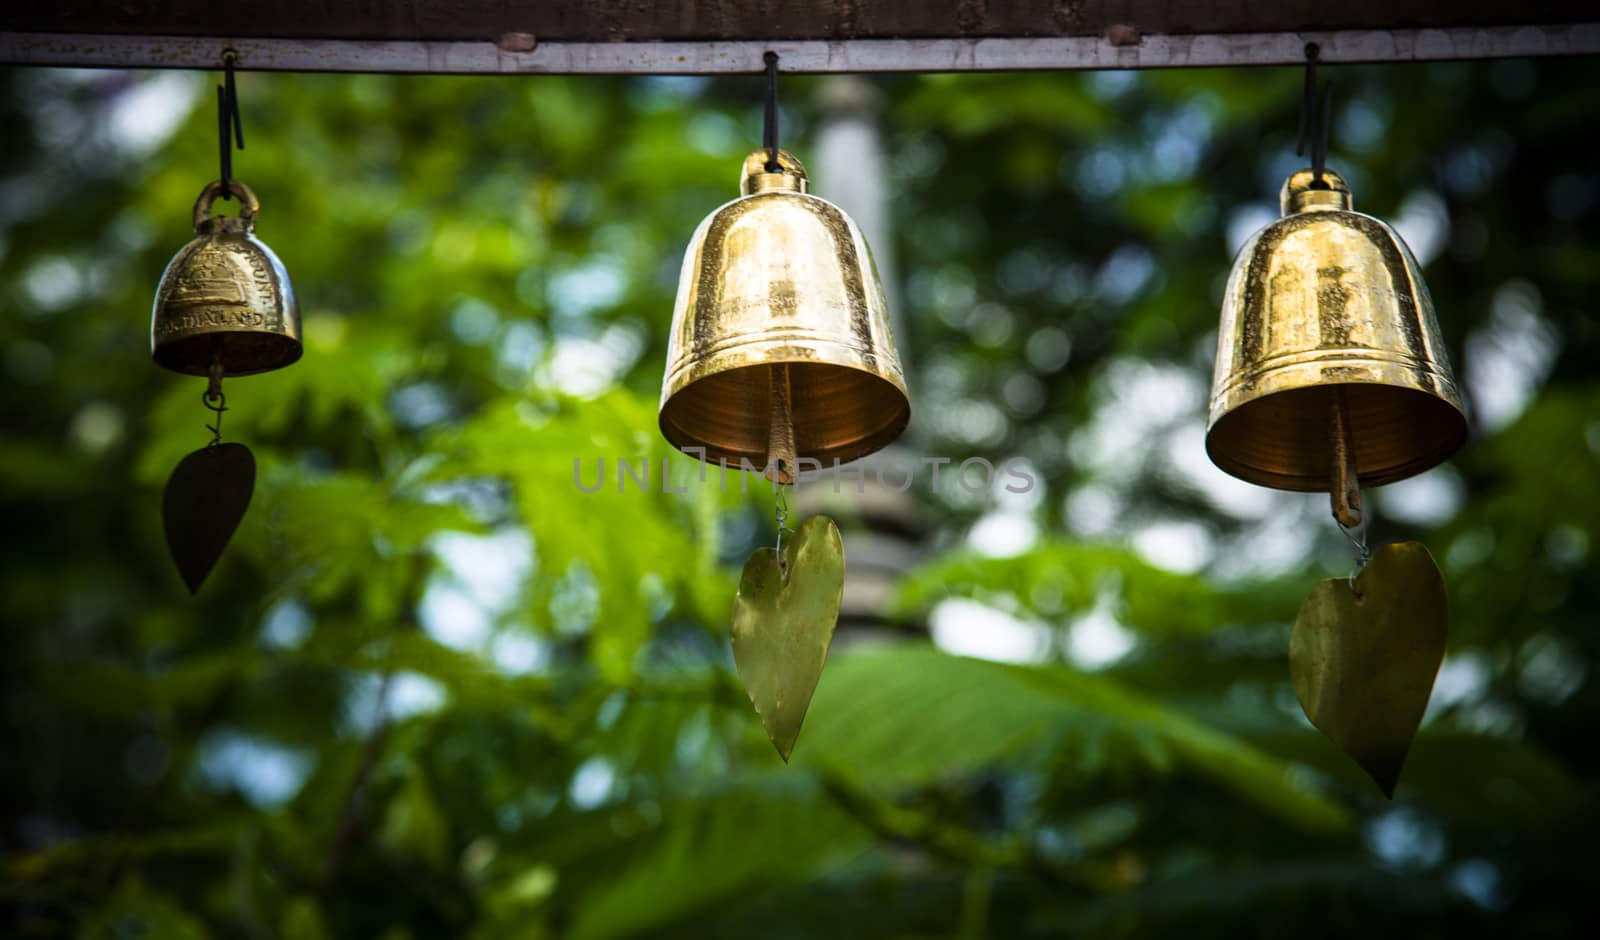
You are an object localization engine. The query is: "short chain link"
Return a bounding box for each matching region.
[1335,507,1371,595]
[774,482,792,575]
[203,356,227,446]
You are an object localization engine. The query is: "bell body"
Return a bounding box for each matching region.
[1206,170,1466,491]
[152,180,301,376]
[659,150,909,472]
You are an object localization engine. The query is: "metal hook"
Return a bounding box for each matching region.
[218,49,245,200]
[1297,44,1317,160]
[763,51,780,172]
[202,390,228,447]
[1296,44,1335,186]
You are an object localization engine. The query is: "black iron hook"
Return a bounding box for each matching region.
[218,49,245,200]
[1296,44,1335,186]
[763,51,780,172]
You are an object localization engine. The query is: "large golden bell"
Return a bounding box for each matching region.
[1206,169,1467,491]
[151,180,301,376]
[659,150,910,480]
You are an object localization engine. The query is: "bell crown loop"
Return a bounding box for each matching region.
[1281,168,1352,215]
[192,179,260,235]
[741,148,808,196]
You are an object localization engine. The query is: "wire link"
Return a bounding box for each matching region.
[1335,506,1371,595]
[773,481,793,575]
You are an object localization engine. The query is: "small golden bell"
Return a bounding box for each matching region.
[1206,169,1467,492]
[151,180,301,376]
[659,150,909,479]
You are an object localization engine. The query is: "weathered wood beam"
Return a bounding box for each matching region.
[2,27,1597,74]
[2,1,1596,72]
[2,1,1594,43]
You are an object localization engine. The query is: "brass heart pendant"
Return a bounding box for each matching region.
[731,515,845,762]
[1290,541,1448,797]
[162,442,256,595]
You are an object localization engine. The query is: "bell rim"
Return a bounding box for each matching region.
[1204,382,1468,491]
[659,359,910,469]
[150,331,305,377]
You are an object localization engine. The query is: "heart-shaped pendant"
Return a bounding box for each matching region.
[1290,541,1448,798]
[162,442,256,594]
[731,515,844,762]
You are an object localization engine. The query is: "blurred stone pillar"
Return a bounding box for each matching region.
[812,77,904,335]
[804,76,927,642]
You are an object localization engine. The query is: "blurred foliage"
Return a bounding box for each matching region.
[1,54,1598,938]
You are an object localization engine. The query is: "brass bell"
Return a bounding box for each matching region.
[659,149,910,480]
[1206,169,1467,497]
[152,180,301,376]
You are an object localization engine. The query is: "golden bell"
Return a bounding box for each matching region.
[659,149,909,479]
[1206,169,1467,492]
[151,180,301,376]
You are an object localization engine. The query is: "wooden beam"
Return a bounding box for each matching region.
[2,1,1597,73]
[3,27,1597,74]
[3,1,1594,43]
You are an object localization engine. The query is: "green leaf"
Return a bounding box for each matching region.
[1259,729,1582,827]
[539,775,868,940]
[796,646,1349,832]
[280,896,334,940]
[427,390,746,679]
[7,826,240,884]
[76,879,212,940]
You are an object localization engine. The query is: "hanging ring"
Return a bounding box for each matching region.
[201,389,228,447]
[192,179,260,232]
[202,387,228,412]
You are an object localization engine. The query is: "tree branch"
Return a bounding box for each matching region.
[318,552,432,896]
